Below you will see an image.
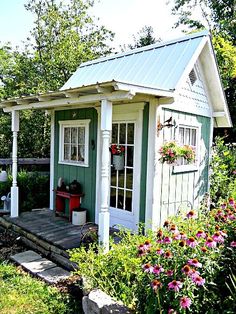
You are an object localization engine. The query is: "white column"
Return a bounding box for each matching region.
[98,99,112,252]
[11,110,19,217]
[49,110,55,210]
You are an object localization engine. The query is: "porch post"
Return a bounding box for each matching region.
[11,110,19,217]
[99,99,112,252]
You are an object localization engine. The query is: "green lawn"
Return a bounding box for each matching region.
[0,261,81,314]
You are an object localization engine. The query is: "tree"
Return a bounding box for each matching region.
[121,25,160,51]
[169,0,236,140]
[0,0,115,158]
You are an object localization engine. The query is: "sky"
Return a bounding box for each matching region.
[0,0,184,50]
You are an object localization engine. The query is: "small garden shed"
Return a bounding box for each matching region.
[0,31,231,249]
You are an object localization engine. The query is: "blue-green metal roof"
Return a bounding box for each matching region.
[61,31,209,91]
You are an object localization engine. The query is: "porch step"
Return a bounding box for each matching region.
[10,250,70,284]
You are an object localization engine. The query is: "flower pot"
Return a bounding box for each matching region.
[113,155,124,171]
[72,209,86,225]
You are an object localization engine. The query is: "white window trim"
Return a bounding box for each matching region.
[173,119,201,174]
[58,119,90,167]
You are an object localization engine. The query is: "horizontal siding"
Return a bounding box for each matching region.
[54,108,97,221]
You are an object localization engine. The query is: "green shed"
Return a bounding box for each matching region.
[1,31,231,250]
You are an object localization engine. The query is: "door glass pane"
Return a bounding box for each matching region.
[118,170,125,188]
[64,128,70,143]
[112,124,118,143]
[110,188,116,208]
[127,146,134,167]
[185,128,190,144]
[117,189,124,209]
[126,168,133,189]
[125,191,132,212]
[179,127,184,144]
[111,168,117,187]
[127,123,134,144]
[119,123,126,144]
[78,145,85,161]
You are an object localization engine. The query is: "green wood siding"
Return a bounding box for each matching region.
[54,108,97,221]
[159,109,210,218]
[139,103,149,223]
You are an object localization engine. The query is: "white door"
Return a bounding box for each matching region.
[109,113,142,230]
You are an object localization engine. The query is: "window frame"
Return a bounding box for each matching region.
[58,119,90,167]
[173,120,201,174]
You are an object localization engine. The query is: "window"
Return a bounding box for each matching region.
[173,122,200,173]
[59,119,90,166]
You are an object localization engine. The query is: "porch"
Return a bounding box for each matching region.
[0,209,119,270]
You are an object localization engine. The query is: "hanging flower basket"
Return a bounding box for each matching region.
[113,154,125,171]
[159,141,195,165]
[110,144,125,171]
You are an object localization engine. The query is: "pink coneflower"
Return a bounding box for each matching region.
[182,264,191,275]
[186,210,196,219]
[186,237,198,248]
[163,236,172,244]
[157,229,163,238]
[173,232,181,240]
[169,224,178,233]
[189,269,200,279]
[156,248,164,255]
[229,214,236,220]
[196,230,206,238]
[143,239,152,249]
[138,248,146,257]
[142,263,153,273]
[153,264,164,275]
[180,296,192,309]
[220,230,228,238]
[179,232,187,240]
[212,232,224,243]
[192,275,205,286]
[188,258,202,268]
[179,240,186,247]
[221,203,227,209]
[201,246,208,253]
[151,279,162,291]
[166,269,174,277]
[230,241,236,247]
[205,237,217,248]
[168,280,183,292]
[168,309,177,314]
[164,250,172,258]
[229,198,235,206]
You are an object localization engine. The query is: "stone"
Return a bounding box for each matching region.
[22,258,56,274]
[10,250,42,264]
[37,266,70,284]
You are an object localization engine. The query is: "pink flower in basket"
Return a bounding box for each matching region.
[110,144,125,156]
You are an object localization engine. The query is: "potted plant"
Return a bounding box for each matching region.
[159,141,180,164]
[110,144,125,171]
[180,145,195,163]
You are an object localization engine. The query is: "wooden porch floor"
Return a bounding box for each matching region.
[1,209,117,251]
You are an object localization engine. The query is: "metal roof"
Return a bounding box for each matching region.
[61,31,209,91]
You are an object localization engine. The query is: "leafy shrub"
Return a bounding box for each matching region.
[70,199,236,313]
[0,170,49,211]
[210,136,236,204]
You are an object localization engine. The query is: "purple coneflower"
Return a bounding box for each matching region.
[189,269,200,279]
[142,263,153,273]
[143,239,151,250]
[168,280,183,292]
[205,237,217,248]
[166,269,174,277]
[230,241,236,247]
[156,248,164,255]
[153,264,164,275]
[196,230,206,238]
[182,264,191,275]
[188,258,202,268]
[180,296,192,309]
[151,279,162,291]
[164,250,172,258]
[186,210,196,219]
[168,309,177,314]
[212,232,224,243]
[192,275,205,286]
[163,236,172,244]
[186,237,198,248]
[173,232,181,240]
